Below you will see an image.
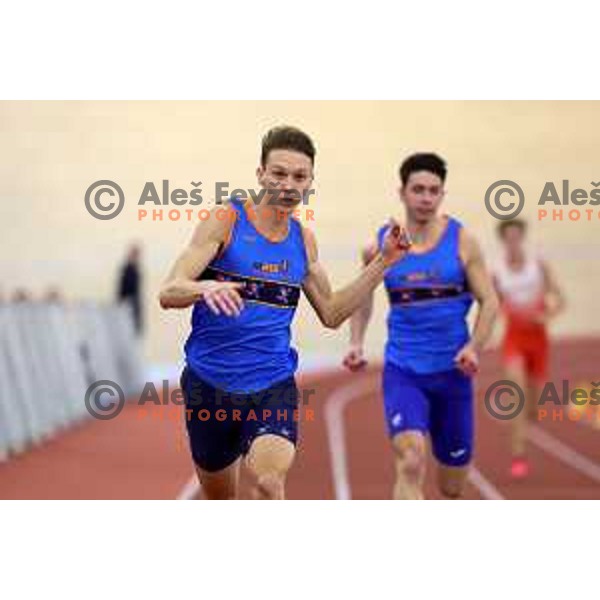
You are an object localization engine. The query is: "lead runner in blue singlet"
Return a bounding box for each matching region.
[343,153,499,499]
[159,126,410,500]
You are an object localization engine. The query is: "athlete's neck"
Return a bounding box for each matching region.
[506,248,525,266]
[406,215,443,245]
[253,204,290,240]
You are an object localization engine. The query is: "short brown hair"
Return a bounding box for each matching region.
[260,126,316,166]
[399,153,447,186]
[497,218,527,238]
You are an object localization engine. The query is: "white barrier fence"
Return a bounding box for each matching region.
[0,302,144,460]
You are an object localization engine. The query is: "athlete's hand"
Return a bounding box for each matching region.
[454,343,479,376]
[343,345,368,372]
[201,281,245,317]
[381,218,411,267]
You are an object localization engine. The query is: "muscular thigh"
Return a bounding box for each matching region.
[382,362,430,439]
[427,369,474,468]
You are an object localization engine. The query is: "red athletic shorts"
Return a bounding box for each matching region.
[502,320,549,383]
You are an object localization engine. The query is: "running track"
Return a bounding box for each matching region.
[1,338,599,500]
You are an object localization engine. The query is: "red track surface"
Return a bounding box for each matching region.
[1,338,599,499]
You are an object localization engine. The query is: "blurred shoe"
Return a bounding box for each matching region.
[510,457,530,479]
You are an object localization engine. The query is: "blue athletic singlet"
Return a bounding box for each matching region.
[184,199,308,393]
[377,216,473,374]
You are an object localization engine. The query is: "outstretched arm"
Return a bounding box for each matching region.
[302,224,408,330]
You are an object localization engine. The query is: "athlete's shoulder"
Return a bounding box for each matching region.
[455,220,485,266]
[446,213,466,230]
[451,214,475,242]
[189,201,237,252]
[375,222,391,250]
[299,223,318,263]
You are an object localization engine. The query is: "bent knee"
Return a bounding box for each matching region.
[254,472,286,500]
[397,451,426,483]
[393,436,426,482]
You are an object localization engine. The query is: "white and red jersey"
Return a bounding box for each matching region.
[494,251,549,379]
[493,252,546,331]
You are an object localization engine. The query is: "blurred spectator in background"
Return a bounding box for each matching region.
[117,244,143,335]
[12,288,32,303]
[44,286,64,304]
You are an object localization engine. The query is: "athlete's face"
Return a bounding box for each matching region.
[257,149,314,214]
[400,171,445,225]
[501,225,526,254]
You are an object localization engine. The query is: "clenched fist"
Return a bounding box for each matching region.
[381,218,412,267]
[342,345,368,372]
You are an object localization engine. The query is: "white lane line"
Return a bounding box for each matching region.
[176,475,200,500]
[324,376,505,500]
[324,377,380,500]
[468,466,505,500]
[528,423,600,483]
